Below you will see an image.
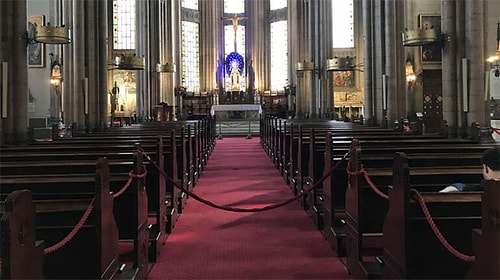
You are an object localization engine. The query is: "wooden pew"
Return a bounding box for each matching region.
[64,123,200,212]
[466,180,500,280]
[1,133,181,234]
[0,158,125,279]
[0,146,150,278]
[322,134,491,257]
[379,152,485,279]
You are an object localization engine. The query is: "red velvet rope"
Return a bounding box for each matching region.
[410,189,476,262]
[346,161,389,200]
[492,127,500,135]
[113,166,147,198]
[44,198,95,255]
[140,149,350,212]
[43,164,147,254]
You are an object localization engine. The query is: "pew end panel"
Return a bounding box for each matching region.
[381,152,483,279]
[0,190,45,280]
[466,180,500,280]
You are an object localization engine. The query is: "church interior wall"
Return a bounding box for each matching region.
[26,0,51,121]
[3,0,499,143]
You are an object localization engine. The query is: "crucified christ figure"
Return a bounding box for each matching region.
[222,14,248,51]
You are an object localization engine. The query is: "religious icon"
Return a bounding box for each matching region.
[27,15,45,68]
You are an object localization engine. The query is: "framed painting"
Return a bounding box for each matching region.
[333,70,355,90]
[418,14,442,69]
[27,15,45,68]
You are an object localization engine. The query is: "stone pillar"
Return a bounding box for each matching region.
[296,61,314,119]
[0,1,28,144]
[148,1,160,107]
[373,0,386,126]
[465,0,492,142]
[247,0,269,92]
[362,0,374,125]
[200,0,223,93]
[455,0,467,136]
[294,0,313,119]
[384,0,406,123]
[319,0,333,119]
[441,0,458,137]
[69,0,86,130]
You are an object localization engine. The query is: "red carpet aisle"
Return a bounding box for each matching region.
[148,137,352,279]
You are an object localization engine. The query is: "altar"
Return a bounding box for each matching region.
[210,104,262,120]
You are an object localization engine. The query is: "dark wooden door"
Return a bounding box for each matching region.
[422,70,443,133]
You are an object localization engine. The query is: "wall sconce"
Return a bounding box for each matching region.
[49,53,62,87]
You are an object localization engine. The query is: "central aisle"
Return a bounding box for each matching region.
[148,137,352,279]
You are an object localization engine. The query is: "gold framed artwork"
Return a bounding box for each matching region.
[333,70,355,90]
[418,14,442,69]
[27,15,45,68]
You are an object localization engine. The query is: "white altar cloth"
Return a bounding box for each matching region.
[210,104,262,116]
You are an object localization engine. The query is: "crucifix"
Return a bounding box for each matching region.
[222,13,247,52]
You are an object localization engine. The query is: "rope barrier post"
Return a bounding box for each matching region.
[218,121,223,140]
[246,120,252,139]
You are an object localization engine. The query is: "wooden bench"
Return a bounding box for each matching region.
[321,134,490,257]
[0,145,150,277]
[300,129,447,230]
[378,152,493,279]
[0,158,131,279]
[3,133,182,214]
[466,180,500,279]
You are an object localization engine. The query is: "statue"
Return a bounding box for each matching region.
[110,81,119,114]
[230,63,240,90]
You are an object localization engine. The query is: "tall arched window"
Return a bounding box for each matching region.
[181,1,200,92]
[111,0,137,117]
[270,1,288,91]
[332,0,354,49]
[270,21,288,91]
[113,0,135,49]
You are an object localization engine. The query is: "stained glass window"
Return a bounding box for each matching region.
[181,0,198,10]
[223,0,245,90]
[332,0,354,48]
[113,0,135,50]
[181,21,200,92]
[271,21,288,90]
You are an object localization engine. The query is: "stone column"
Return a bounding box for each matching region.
[69,0,86,129]
[294,0,313,119]
[320,0,333,119]
[465,0,492,142]
[200,0,222,93]
[455,0,467,136]
[441,0,458,137]
[384,0,406,123]
[362,0,374,124]
[149,1,160,107]
[247,0,269,92]
[136,1,151,120]
[0,1,28,144]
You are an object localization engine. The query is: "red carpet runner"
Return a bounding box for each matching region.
[148,137,352,279]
